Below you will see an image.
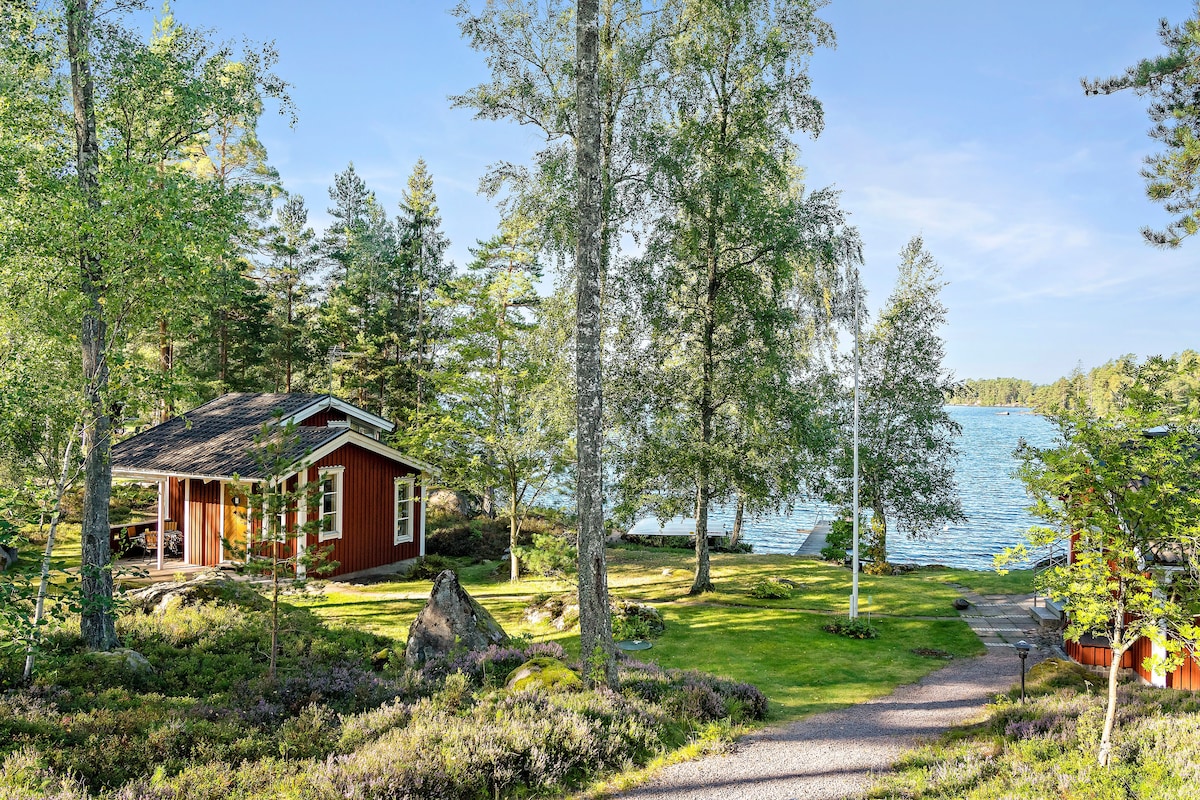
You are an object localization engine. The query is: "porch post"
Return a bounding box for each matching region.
[156,479,165,571]
[296,470,307,579]
[183,478,191,565]
[218,482,225,563]
[419,475,426,557]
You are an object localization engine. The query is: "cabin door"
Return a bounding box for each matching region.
[223,483,249,561]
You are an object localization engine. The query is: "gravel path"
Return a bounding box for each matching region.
[619,593,1052,800]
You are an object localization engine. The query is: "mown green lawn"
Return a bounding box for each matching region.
[298,548,992,722]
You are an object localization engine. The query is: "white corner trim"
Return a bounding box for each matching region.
[419,485,426,557]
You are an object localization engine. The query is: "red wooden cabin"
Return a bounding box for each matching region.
[111,393,434,580]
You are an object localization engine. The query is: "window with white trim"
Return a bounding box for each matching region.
[318,467,344,542]
[394,476,414,545]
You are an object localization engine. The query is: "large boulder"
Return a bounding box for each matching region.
[405,570,507,665]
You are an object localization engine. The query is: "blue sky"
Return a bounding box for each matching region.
[158,1,1197,384]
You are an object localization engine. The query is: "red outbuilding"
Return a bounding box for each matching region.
[110,393,434,580]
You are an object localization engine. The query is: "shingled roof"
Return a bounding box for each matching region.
[111,393,349,480]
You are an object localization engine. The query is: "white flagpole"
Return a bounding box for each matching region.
[850,267,861,618]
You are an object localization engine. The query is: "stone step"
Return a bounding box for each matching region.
[1030,603,1063,626]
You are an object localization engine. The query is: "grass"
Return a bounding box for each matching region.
[918,566,1036,595]
[299,548,993,722]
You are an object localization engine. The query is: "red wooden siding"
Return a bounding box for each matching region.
[1066,638,1134,669]
[187,479,222,567]
[308,443,422,577]
[168,477,183,524]
[1130,634,1154,683]
[1168,652,1200,689]
[300,410,346,427]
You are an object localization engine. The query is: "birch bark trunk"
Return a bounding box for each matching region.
[575,0,616,688]
[67,0,116,651]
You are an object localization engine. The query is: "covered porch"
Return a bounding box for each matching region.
[111,472,262,572]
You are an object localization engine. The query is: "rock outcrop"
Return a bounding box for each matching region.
[405,569,507,665]
[91,648,154,676]
[128,570,266,614]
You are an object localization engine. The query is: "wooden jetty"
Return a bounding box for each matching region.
[794,519,831,557]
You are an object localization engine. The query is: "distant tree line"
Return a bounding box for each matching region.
[945,378,1036,407]
[947,351,1200,415]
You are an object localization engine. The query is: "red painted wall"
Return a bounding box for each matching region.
[1066,638,1134,669]
[308,442,422,577]
[187,479,222,567]
[300,409,347,427]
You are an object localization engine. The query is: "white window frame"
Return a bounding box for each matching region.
[394,475,415,545]
[317,466,345,542]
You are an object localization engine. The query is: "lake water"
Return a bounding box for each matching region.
[628,406,1059,570]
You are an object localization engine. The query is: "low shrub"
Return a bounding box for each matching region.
[516,532,577,577]
[408,554,458,581]
[748,577,794,600]
[826,516,855,551]
[868,668,1200,799]
[425,517,510,560]
[612,600,666,640]
[823,617,879,639]
[819,544,847,562]
[0,567,771,800]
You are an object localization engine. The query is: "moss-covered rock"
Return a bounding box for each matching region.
[1028,657,1095,690]
[505,657,582,693]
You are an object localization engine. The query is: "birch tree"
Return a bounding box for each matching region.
[823,238,964,572]
[613,0,847,594]
[0,1,290,649]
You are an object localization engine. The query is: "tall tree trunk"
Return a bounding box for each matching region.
[67,0,116,652]
[575,0,616,688]
[691,185,720,595]
[509,484,520,582]
[691,479,713,594]
[730,492,744,548]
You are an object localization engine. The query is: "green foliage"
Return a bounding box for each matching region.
[611,600,666,641]
[748,577,795,600]
[823,617,879,640]
[411,215,570,581]
[516,532,577,578]
[611,0,852,596]
[1084,7,1200,247]
[945,377,1037,406]
[408,554,459,581]
[821,238,965,567]
[1003,355,1200,762]
[820,515,858,561]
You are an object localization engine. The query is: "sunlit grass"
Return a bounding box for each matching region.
[299,547,996,722]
